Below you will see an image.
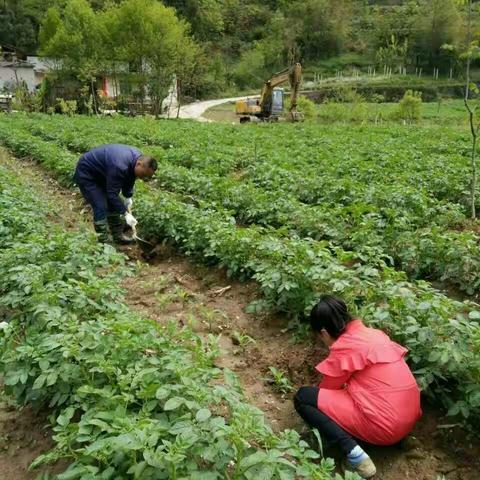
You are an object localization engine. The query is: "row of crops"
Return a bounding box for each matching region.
[6,114,480,294]
[0,113,479,432]
[0,162,341,478]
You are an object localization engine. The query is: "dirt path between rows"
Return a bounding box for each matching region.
[1,147,479,480]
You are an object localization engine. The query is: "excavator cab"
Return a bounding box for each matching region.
[269,88,285,117]
[259,88,284,119]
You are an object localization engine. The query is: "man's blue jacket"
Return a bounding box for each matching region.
[74,144,142,214]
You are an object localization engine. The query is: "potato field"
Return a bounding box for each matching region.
[0,113,480,479]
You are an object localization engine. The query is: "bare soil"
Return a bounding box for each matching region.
[203,102,239,123]
[122,250,480,480]
[1,147,479,480]
[179,97,245,122]
[0,396,69,480]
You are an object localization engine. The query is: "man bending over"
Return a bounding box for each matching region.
[74,144,157,244]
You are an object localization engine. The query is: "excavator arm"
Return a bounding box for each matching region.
[288,63,303,121]
[258,69,291,109]
[259,63,303,120]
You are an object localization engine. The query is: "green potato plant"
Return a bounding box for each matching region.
[2,114,480,433]
[0,165,343,479]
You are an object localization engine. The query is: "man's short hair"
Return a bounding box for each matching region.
[140,155,158,172]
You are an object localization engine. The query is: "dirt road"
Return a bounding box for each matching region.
[178,96,248,121]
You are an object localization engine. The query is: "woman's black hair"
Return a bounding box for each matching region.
[310,295,352,339]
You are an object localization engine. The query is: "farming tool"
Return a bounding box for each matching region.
[126,206,154,248]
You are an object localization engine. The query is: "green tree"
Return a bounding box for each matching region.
[233,11,293,89]
[375,34,409,68]
[288,0,354,61]
[0,0,56,54]
[106,0,200,115]
[164,0,224,41]
[446,0,480,219]
[39,0,106,112]
[369,1,418,50]
[412,0,463,68]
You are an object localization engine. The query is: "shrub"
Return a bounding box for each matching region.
[326,85,365,103]
[286,95,318,120]
[56,98,78,116]
[394,90,422,123]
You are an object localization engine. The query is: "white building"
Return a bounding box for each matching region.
[0,55,121,99]
[0,56,49,92]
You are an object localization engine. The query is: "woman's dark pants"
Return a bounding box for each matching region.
[294,386,358,455]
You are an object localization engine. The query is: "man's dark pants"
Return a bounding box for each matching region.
[74,160,112,222]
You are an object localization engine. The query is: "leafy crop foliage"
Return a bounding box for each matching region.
[1,114,480,432]
[5,114,480,294]
[0,165,342,478]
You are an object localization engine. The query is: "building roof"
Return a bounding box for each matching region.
[0,61,33,68]
[0,56,50,72]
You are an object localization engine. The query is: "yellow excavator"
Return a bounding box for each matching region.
[235,63,303,123]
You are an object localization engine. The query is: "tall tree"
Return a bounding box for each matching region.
[0,0,56,54]
[40,0,104,72]
[39,0,106,111]
[103,0,200,114]
[369,1,419,59]
[164,0,224,41]
[413,0,463,68]
[288,0,354,61]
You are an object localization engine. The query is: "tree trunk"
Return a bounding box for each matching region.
[176,79,181,119]
[470,127,477,219]
[464,0,477,219]
[91,78,99,116]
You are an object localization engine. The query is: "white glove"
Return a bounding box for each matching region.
[124,197,133,210]
[125,212,138,229]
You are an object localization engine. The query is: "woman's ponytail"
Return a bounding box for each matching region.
[310,295,352,339]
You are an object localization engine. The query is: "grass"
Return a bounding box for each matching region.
[204,98,471,125]
[315,98,469,125]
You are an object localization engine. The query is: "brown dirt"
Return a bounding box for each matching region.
[121,251,480,480]
[203,103,239,123]
[1,147,480,480]
[0,397,68,480]
[456,218,480,235]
